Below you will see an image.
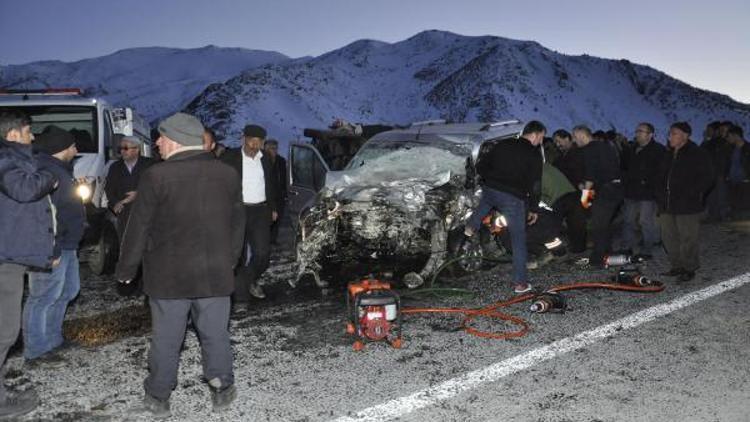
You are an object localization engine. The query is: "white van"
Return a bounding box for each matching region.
[0,88,153,274]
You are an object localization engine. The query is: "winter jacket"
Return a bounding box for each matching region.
[36,153,86,250]
[541,163,575,207]
[580,140,621,188]
[104,156,155,209]
[220,148,280,213]
[0,139,58,268]
[553,147,586,188]
[655,141,714,215]
[622,140,666,200]
[701,137,732,178]
[476,137,543,211]
[115,151,246,299]
[727,142,750,183]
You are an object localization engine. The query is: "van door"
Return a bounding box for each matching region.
[288,143,329,229]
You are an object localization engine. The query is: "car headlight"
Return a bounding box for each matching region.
[75,179,94,202]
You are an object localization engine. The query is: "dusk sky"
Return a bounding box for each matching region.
[2,0,749,103]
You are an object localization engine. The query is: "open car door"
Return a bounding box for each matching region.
[288,143,330,230]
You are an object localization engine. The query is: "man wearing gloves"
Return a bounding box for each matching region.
[23,126,85,363]
[116,112,245,418]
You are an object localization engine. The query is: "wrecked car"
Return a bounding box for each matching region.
[288,120,530,289]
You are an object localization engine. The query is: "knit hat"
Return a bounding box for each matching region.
[158,112,204,146]
[34,125,76,155]
[670,121,692,136]
[242,124,267,139]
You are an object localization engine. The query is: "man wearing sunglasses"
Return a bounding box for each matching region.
[105,136,155,240]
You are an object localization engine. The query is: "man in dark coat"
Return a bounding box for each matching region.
[263,139,287,245]
[573,124,624,268]
[220,124,280,304]
[655,122,714,282]
[116,113,245,418]
[0,112,58,419]
[552,129,586,188]
[621,122,666,257]
[463,120,546,294]
[725,124,750,213]
[24,126,85,362]
[701,121,733,221]
[104,135,154,240]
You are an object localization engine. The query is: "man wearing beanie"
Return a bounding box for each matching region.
[115,112,245,417]
[221,123,280,305]
[23,126,85,364]
[0,112,58,419]
[655,122,714,282]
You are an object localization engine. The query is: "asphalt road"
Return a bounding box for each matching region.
[7,220,750,421]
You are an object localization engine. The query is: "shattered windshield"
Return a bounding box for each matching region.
[326,139,472,210]
[346,139,471,172]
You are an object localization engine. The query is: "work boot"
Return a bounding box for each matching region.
[142,393,170,419]
[513,282,533,294]
[0,389,39,420]
[210,383,237,412]
[232,302,249,318]
[248,281,266,299]
[24,351,67,370]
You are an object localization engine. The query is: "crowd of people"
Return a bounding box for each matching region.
[1,109,749,418]
[0,111,289,418]
[466,119,749,293]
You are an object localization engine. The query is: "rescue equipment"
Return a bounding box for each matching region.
[529,292,567,313]
[346,279,403,351]
[580,189,595,209]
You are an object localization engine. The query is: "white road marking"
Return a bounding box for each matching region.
[332,273,750,422]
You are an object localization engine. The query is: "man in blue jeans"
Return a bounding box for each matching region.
[464,121,545,293]
[0,112,59,419]
[24,126,85,362]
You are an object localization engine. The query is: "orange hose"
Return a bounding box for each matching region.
[401,281,665,340]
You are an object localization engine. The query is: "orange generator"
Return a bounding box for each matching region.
[345,279,403,351]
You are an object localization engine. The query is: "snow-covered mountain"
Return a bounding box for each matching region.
[4,31,748,151]
[185,30,750,148]
[0,45,289,122]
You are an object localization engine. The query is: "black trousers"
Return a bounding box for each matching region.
[270,200,285,244]
[145,296,233,400]
[589,183,624,266]
[233,204,271,302]
[553,191,588,253]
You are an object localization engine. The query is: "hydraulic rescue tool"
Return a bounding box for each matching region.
[346,279,403,351]
[529,292,567,313]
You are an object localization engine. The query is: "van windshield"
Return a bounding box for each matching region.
[4,105,98,153]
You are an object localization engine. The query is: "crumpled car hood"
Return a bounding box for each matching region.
[323,146,465,212]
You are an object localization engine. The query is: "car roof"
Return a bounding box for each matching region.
[370,120,524,143]
[367,120,525,160]
[0,94,104,107]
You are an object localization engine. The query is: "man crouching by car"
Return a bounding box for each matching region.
[115,113,245,418]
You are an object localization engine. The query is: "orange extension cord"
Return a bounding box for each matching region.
[401,281,665,340]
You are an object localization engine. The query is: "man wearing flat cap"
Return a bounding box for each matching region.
[654,122,714,282]
[221,124,280,305]
[116,112,245,417]
[23,126,85,364]
[105,135,154,242]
